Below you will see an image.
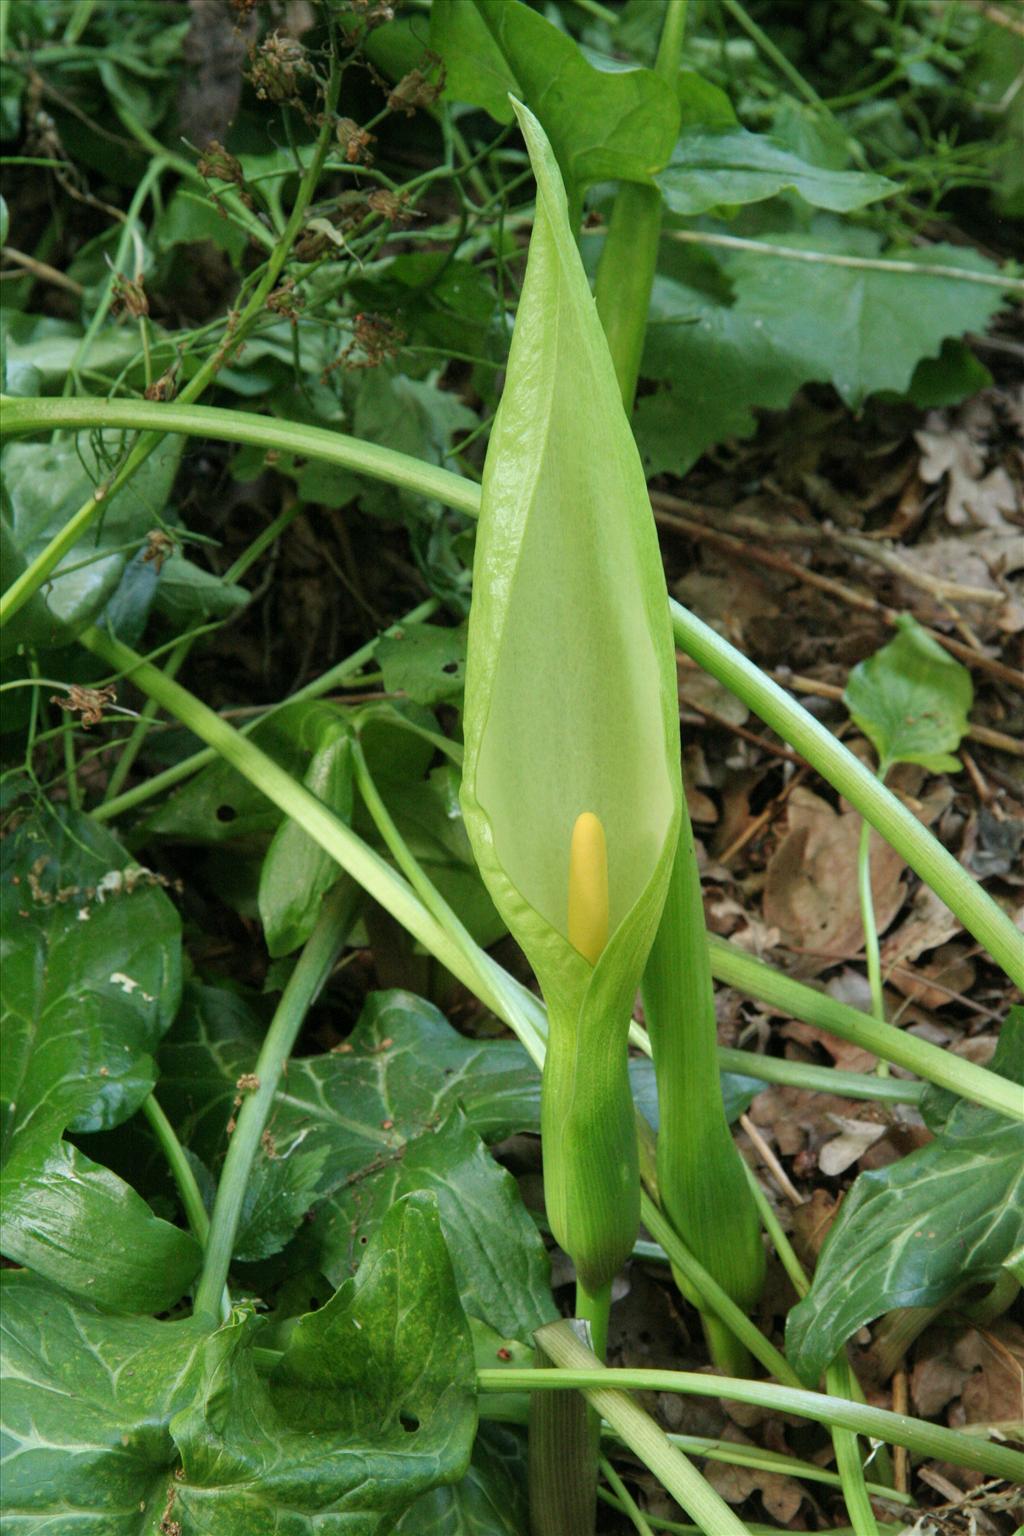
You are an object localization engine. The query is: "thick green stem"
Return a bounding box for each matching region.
[640,1194,798,1387]
[533,1324,786,1536]
[0,397,482,525]
[707,937,1021,1119]
[529,1332,598,1536]
[641,822,764,1374]
[192,880,358,1322]
[857,814,887,1029]
[670,604,1024,990]
[485,1333,1024,1481]
[593,0,686,408]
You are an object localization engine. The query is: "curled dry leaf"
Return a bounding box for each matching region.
[818,1113,888,1177]
[763,787,907,969]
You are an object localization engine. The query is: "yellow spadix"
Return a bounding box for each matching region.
[568,813,608,967]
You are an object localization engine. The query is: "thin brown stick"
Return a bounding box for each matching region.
[769,671,1024,759]
[655,502,1024,690]
[892,1370,910,1493]
[739,1114,803,1206]
[680,702,804,765]
[652,490,1006,608]
[1,246,85,296]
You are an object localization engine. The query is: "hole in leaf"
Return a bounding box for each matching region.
[399,1411,419,1433]
[215,804,238,823]
[441,661,459,675]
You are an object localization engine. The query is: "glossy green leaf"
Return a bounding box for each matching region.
[395,1423,528,1535]
[233,1135,330,1264]
[310,1107,557,1342]
[259,725,355,957]
[1,429,182,641]
[159,987,541,1167]
[0,808,200,1312]
[658,127,896,215]
[433,0,679,194]
[786,1013,1024,1385]
[844,613,973,773]
[158,988,548,1295]
[0,1269,208,1534]
[461,102,681,1290]
[173,1193,476,1532]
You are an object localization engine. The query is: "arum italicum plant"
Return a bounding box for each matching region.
[461,100,682,1335]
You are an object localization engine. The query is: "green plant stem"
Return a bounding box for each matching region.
[669,605,1024,991]
[192,879,358,1323]
[593,0,687,409]
[662,227,1024,292]
[858,804,891,1083]
[639,1194,798,1388]
[716,1049,921,1103]
[609,1430,910,1507]
[140,1093,209,1245]
[76,623,1022,1122]
[91,598,439,823]
[575,1278,611,1364]
[705,937,1020,1119]
[858,815,887,1029]
[0,52,342,630]
[76,625,551,1071]
[483,1334,1024,1481]
[531,1324,781,1536]
[599,1457,656,1536]
[552,1327,752,1529]
[100,637,190,805]
[641,825,763,1375]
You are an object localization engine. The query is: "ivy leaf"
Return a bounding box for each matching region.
[0,1270,207,1534]
[157,988,545,1304]
[0,808,200,1312]
[432,0,679,193]
[658,127,896,215]
[233,1135,331,1264]
[173,1193,476,1532]
[786,1012,1024,1386]
[843,613,973,773]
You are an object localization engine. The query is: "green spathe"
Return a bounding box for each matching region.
[461,100,681,1290]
